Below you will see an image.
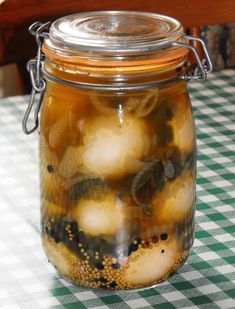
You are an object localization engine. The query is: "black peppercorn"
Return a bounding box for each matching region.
[160,233,168,241]
[112,262,121,269]
[47,165,54,173]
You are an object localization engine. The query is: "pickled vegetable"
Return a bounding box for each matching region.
[39,135,64,203]
[90,90,159,117]
[59,146,79,178]
[131,159,164,216]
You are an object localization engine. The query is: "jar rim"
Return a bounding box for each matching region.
[45,11,184,54]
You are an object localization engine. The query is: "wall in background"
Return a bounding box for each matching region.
[202,23,235,70]
[0,64,21,98]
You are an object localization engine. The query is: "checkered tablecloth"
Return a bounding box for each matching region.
[0,69,234,309]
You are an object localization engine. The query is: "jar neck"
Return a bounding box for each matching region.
[42,44,189,89]
[43,58,189,91]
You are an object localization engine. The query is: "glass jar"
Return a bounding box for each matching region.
[23,11,212,290]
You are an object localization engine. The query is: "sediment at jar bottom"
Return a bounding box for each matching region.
[42,216,191,289]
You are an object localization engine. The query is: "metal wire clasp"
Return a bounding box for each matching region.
[22,21,50,134]
[174,35,213,82]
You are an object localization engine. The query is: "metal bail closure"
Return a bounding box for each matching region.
[22,21,50,134]
[172,34,213,82]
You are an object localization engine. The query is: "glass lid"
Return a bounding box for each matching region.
[47,11,183,53]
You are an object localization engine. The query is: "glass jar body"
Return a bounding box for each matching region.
[39,62,196,290]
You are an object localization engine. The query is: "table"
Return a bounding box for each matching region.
[0,69,234,309]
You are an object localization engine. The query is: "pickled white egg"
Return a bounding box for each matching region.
[79,114,150,179]
[69,193,125,237]
[170,96,195,155]
[124,237,179,285]
[152,171,195,224]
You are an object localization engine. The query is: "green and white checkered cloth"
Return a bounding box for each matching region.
[0,69,234,309]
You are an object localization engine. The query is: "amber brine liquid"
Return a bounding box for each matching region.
[40,79,196,290]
